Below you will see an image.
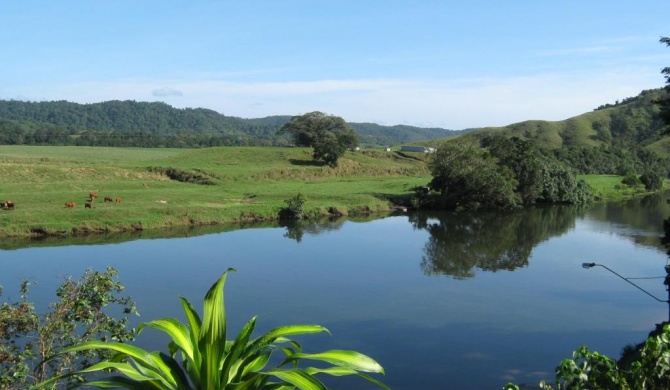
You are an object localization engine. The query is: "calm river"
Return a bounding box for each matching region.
[3,194,670,389]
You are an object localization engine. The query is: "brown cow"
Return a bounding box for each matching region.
[89,193,98,201]
[85,201,93,209]
[115,197,122,204]
[3,200,14,210]
[104,196,113,202]
[65,201,76,208]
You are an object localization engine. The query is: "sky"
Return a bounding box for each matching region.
[2,1,669,130]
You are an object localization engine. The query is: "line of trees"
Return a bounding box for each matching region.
[0,119,279,147]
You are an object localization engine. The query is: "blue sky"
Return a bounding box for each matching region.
[2,1,669,129]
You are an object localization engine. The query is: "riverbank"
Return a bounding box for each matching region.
[0,145,431,238]
[0,145,660,239]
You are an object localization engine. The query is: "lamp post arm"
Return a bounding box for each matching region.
[597,264,669,303]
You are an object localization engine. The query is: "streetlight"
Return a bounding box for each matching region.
[582,262,670,320]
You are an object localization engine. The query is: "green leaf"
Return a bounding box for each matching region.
[180,296,202,343]
[80,361,157,382]
[266,368,327,390]
[252,324,328,350]
[62,341,154,368]
[179,297,203,386]
[304,368,391,390]
[226,373,268,390]
[289,350,385,373]
[149,352,192,389]
[83,376,164,389]
[199,268,235,388]
[220,316,257,384]
[238,352,271,378]
[139,318,194,362]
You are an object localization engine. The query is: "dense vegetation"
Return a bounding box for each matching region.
[424,136,594,211]
[0,100,461,148]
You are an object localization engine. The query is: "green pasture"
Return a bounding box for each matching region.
[579,174,668,199]
[0,146,430,237]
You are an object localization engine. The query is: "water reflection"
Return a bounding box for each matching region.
[4,193,670,389]
[586,193,670,249]
[279,219,346,243]
[411,206,586,279]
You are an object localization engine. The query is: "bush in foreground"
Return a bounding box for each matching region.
[43,269,389,390]
[0,268,137,389]
[503,324,670,390]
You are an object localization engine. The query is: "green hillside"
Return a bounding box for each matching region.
[426,88,669,156]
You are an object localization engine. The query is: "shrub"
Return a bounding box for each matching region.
[147,166,216,185]
[640,172,663,191]
[621,174,642,187]
[279,193,306,221]
[1,268,137,389]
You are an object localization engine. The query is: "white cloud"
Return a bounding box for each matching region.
[5,65,666,129]
[152,87,183,97]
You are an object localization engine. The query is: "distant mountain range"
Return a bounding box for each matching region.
[0,99,469,147]
[0,88,667,154]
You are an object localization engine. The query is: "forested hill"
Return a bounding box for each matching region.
[455,88,670,156]
[0,100,463,147]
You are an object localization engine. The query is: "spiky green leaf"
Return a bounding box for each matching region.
[80,361,156,382]
[199,269,235,389]
[289,350,385,373]
[220,316,257,384]
[266,368,327,390]
[83,376,164,389]
[304,367,391,390]
[139,318,194,362]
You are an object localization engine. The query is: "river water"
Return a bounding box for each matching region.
[3,194,670,389]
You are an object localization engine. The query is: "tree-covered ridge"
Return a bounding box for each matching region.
[0,100,461,148]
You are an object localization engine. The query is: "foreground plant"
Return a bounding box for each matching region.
[502,324,670,390]
[51,269,389,389]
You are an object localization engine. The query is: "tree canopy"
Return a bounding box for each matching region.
[427,136,593,211]
[277,111,359,167]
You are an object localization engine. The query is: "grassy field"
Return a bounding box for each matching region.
[0,146,431,237]
[578,174,668,200]
[0,145,658,238]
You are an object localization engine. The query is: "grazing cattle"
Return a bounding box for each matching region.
[104,196,113,202]
[89,193,98,201]
[85,202,93,209]
[65,201,76,208]
[3,200,14,210]
[115,197,122,204]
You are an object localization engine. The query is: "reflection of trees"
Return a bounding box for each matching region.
[412,206,584,279]
[280,219,346,243]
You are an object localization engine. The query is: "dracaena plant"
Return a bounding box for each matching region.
[47,269,389,390]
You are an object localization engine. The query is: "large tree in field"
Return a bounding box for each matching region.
[277,111,359,167]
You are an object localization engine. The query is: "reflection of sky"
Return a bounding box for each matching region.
[2,213,668,390]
